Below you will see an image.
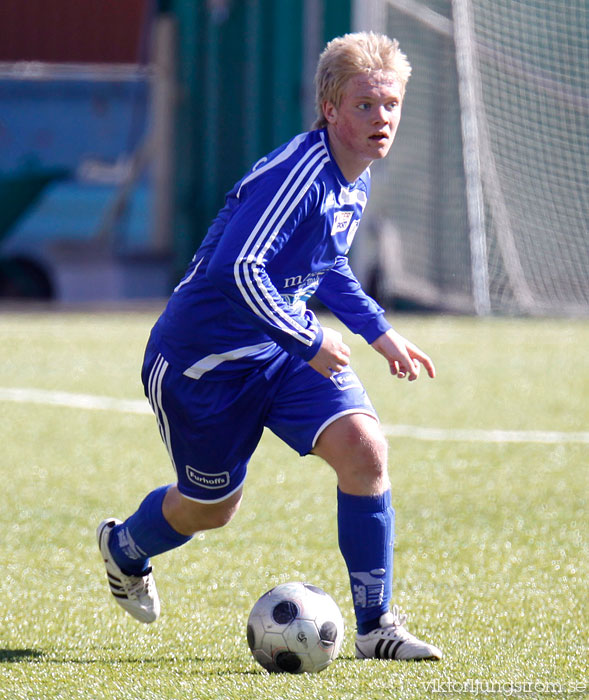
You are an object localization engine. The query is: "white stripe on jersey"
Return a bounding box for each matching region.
[236,132,308,198]
[234,139,330,346]
[174,255,204,293]
[182,341,275,380]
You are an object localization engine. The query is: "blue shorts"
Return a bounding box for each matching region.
[141,340,377,503]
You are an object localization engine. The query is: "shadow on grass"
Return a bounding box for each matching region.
[0,648,44,662]
[0,649,276,676]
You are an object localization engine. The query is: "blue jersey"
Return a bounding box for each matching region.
[150,128,392,379]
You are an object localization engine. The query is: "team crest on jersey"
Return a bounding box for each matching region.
[331,211,354,237]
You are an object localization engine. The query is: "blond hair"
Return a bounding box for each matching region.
[313,31,412,129]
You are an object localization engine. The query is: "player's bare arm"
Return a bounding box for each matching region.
[371,328,436,381]
[307,326,351,378]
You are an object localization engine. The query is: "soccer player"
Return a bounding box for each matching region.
[97,31,442,661]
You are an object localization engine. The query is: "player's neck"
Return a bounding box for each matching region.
[326,127,372,183]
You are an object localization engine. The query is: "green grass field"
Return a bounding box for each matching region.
[0,310,587,700]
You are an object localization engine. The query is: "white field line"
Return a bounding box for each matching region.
[0,387,151,415]
[382,424,589,445]
[1,386,588,445]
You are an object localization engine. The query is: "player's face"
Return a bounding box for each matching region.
[323,71,403,181]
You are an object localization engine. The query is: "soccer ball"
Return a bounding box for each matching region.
[247,582,344,674]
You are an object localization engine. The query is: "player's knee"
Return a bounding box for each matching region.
[165,486,242,534]
[211,498,242,528]
[336,448,389,495]
[317,415,389,494]
[342,419,388,467]
[355,430,389,485]
[192,495,241,531]
[368,428,389,466]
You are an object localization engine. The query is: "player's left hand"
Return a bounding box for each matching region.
[371,329,436,381]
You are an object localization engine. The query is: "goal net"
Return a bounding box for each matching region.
[355,0,589,315]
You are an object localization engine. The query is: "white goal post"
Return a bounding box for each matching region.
[352,0,589,316]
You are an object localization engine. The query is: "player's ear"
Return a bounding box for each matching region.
[323,100,337,124]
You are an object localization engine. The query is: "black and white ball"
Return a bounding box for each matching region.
[247,582,345,674]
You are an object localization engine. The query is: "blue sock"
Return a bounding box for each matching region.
[337,488,394,635]
[108,485,193,575]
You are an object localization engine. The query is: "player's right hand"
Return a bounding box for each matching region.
[307,327,351,378]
